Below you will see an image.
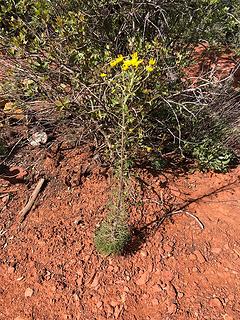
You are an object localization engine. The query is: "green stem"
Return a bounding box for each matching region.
[116,72,135,217]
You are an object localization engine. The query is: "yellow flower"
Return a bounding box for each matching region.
[146,146,152,152]
[149,58,156,65]
[109,54,124,67]
[145,65,154,72]
[100,73,107,77]
[131,52,143,68]
[121,52,143,70]
[122,59,132,71]
[131,52,138,59]
[131,58,143,68]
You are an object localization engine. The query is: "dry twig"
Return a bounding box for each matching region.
[19,178,45,223]
[170,210,205,230]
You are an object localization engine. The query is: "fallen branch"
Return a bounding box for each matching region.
[19,178,45,223]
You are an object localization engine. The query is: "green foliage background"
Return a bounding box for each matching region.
[0,0,239,171]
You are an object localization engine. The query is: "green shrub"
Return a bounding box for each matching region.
[192,139,234,172]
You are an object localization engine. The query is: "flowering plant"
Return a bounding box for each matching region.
[94,52,157,255]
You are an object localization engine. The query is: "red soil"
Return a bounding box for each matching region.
[183,43,239,87]
[0,145,240,320]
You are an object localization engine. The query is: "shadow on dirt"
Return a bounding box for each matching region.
[123,177,239,256]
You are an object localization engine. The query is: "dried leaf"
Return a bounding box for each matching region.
[3,102,25,120]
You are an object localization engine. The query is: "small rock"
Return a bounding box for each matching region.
[167,303,177,314]
[141,293,149,300]
[76,277,82,286]
[124,270,131,281]
[121,292,127,303]
[152,298,159,305]
[209,297,223,309]
[108,265,114,272]
[177,292,184,298]
[29,131,47,147]
[90,275,99,288]
[223,314,234,320]
[228,294,235,301]
[50,285,57,293]
[9,166,27,180]
[192,267,198,272]
[140,250,148,257]
[73,293,80,302]
[2,195,9,203]
[114,305,123,319]
[110,300,119,307]
[7,266,15,274]
[25,287,34,298]
[189,253,197,261]
[161,270,174,282]
[135,271,150,286]
[233,252,239,260]
[211,247,222,254]
[105,304,114,317]
[96,301,103,308]
[76,270,83,278]
[114,265,119,273]
[163,243,173,254]
[194,250,206,263]
[165,282,177,299]
[223,243,229,250]
[152,284,162,293]
[159,247,164,255]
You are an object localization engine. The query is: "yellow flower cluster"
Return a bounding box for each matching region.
[145,58,156,72]
[100,53,156,77]
[110,54,124,67]
[149,58,156,65]
[122,52,143,71]
[109,52,144,71]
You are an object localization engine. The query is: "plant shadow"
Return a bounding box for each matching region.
[123,176,239,256]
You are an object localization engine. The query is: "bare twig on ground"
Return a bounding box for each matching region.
[170,210,205,230]
[19,178,45,223]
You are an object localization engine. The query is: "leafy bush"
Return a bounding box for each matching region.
[2,0,239,48]
[192,139,234,172]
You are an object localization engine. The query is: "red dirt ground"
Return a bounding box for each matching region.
[183,43,239,87]
[0,144,240,320]
[0,45,240,320]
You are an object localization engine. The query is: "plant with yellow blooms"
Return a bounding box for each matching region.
[94,52,157,255]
